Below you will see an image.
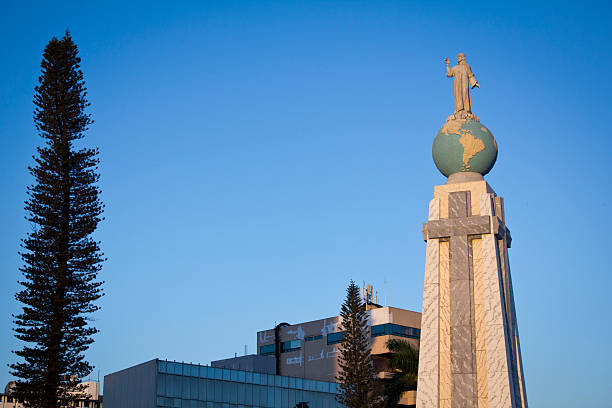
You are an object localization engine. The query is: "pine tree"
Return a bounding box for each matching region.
[336,281,383,408]
[10,32,104,408]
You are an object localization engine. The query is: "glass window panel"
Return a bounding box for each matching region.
[173,398,181,408]
[230,370,239,382]
[156,396,165,406]
[199,366,208,378]
[319,381,329,393]
[256,384,264,407]
[170,375,182,397]
[280,340,301,353]
[225,382,235,404]
[207,380,214,402]
[245,372,252,384]
[275,387,281,407]
[238,370,245,383]
[326,332,345,344]
[289,377,296,389]
[295,388,304,404]
[268,374,276,386]
[222,369,230,381]
[251,384,259,406]
[158,360,167,373]
[181,400,189,408]
[267,387,274,408]
[182,375,190,398]
[288,388,296,407]
[198,379,206,401]
[175,363,184,375]
[253,373,261,385]
[214,380,222,402]
[190,377,198,399]
[282,388,288,407]
[296,378,302,390]
[245,383,252,405]
[282,376,288,388]
[259,344,275,356]
[371,324,386,337]
[312,392,322,407]
[214,368,222,380]
[157,374,166,396]
[237,383,245,404]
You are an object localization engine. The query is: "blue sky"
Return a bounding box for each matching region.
[1,1,611,406]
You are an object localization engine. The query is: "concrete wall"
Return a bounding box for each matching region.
[103,359,157,408]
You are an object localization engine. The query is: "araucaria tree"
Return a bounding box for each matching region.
[336,281,383,408]
[10,32,104,408]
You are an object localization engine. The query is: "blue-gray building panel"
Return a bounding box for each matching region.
[104,359,157,408]
[104,359,343,408]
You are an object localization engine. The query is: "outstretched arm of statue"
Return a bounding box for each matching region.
[444,59,453,77]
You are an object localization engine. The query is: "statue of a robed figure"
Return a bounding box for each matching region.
[444,53,479,119]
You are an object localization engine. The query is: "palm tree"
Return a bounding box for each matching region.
[383,338,419,407]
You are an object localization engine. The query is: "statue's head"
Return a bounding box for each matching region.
[457,53,466,63]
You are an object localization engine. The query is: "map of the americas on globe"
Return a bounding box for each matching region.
[432,118,498,177]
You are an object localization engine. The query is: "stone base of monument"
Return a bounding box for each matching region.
[416,178,527,408]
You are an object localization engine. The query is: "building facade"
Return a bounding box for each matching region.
[103,359,343,408]
[256,306,421,383]
[0,381,102,408]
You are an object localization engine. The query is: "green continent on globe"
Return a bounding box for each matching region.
[432,119,498,177]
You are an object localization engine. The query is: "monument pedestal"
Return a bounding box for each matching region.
[416,177,527,408]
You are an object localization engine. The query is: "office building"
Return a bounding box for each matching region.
[103,359,342,408]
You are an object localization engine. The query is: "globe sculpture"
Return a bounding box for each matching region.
[432,118,497,177]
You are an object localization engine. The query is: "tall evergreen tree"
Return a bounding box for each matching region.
[336,281,383,408]
[10,32,104,408]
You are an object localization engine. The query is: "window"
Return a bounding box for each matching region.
[327,331,345,344]
[281,340,301,352]
[305,335,323,342]
[260,344,275,356]
[370,323,420,339]
[371,324,389,337]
